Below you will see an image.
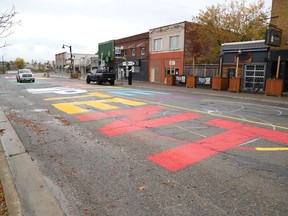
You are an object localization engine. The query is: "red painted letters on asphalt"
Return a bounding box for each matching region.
[76,107,288,172]
[148,119,288,171]
[76,106,202,136]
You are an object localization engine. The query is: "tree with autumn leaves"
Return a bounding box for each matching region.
[191,0,270,63]
[14,58,25,69]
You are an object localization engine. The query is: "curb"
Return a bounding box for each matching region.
[0,110,64,216]
[0,140,23,216]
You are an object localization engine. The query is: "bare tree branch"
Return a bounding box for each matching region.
[0,5,21,39]
[0,41,12,48]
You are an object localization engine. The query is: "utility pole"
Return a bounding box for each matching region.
[2,55,6,74]
[62,44,73,78]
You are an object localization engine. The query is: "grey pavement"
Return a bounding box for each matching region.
[0,72,287,216]
[0,111,64,216]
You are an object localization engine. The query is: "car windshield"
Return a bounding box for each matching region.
[19,69,32,74]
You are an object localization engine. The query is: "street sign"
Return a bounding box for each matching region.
[169,60,176,66]
[265,27,282,47]
[122,61,135,66]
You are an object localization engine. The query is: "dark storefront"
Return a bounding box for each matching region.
[221,40,269,92]
[114,32,149,82]
[267,50,288,91]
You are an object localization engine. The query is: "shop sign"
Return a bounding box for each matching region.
[265,27,282,47]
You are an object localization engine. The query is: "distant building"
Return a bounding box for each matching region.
[73,53,98,75]
[55,52,98,75]
[115,32,149,81]
[218,0,288,93]
[97,22,210,84]
[149,21,206,84]
[55,52,69,72]
[98,40,115,71]
[97,33,149,81]
[221,40,269,92]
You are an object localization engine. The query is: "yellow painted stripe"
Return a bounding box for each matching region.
[119,97,288,131]
[83,101,118,110]
[52,101,117,113]
[44,92,111,101]
[88,92,112,98]
[255,147,288,151]
[52,103,88,114]
[80,98,146,111]
[52,98,146,114]
[106,98,146,107]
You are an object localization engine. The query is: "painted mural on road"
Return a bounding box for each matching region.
[27,86,288,171]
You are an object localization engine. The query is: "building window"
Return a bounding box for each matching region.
[141,47,145,56]
[170,35,179,50]
[132,48,135,56]
[154,38,162,51]
[165,67,179,75]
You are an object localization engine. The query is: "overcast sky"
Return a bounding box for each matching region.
[1,0,272,63]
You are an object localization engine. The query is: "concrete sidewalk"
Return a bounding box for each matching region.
[0,111,64,216]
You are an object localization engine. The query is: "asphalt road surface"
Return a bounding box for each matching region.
[0,73,288,216]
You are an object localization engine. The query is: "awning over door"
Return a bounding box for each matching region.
[136,42,146,47]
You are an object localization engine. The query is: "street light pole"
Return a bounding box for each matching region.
[62,44,73,78]
[2,54,6,74]
[122,56,129,83]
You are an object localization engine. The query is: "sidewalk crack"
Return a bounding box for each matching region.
[8,150,28,157]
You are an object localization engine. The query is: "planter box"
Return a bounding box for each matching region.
[265,79,284,97]
[71,72,79,79]
[186,76,197,88]
[229,78,241,93]
[212,77,228,91]
[167,74,176,86]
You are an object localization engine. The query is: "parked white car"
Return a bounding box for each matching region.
[16,69,35,83]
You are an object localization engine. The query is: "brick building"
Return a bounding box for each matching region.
[149,21,204,84]
[114,32,149,81]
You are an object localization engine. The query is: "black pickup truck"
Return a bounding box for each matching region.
[86,69,116,85]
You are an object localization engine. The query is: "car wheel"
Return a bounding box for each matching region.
[96,77,102,85]
[19,80,22,83]
[110,80,115,86]
[86,77,91,84]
